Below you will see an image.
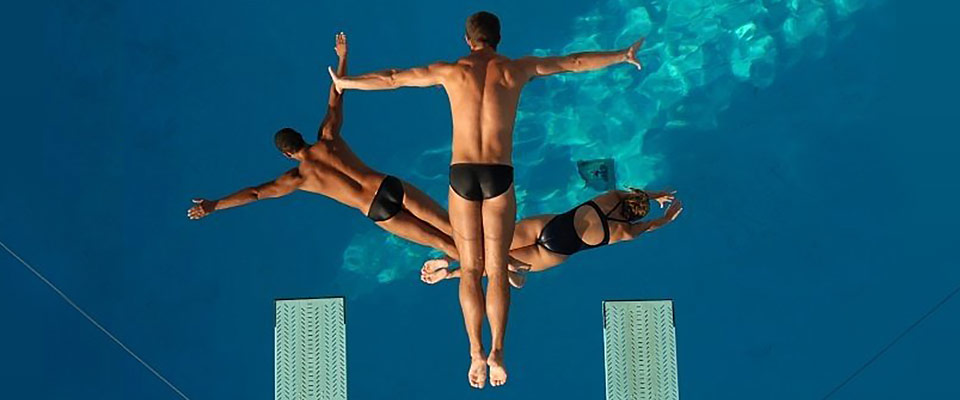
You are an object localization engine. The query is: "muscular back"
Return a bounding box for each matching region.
[296,135,386,213]
[334,39,639,165]
[440,52,530,165]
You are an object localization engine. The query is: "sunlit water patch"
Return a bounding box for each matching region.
[337,0,877,294]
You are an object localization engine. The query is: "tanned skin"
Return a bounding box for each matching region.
[330,23,646,388]
[187,33,458,260]
[421,190,683,284]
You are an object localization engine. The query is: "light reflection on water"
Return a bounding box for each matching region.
[337,0,876,293]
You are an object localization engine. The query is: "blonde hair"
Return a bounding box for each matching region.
[622,188,650,221]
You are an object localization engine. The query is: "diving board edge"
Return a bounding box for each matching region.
[275,296,347,400]
[603,299,679,400]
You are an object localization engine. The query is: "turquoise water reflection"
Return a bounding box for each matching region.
[338,0,877,292]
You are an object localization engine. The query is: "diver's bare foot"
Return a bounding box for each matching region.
[487,350,508,387]
[420,267,451,284]
[469,356,487,389]
[508,271,526,289]
[422,258,450,273]
[507,257,531,274]
[507,259,530,289]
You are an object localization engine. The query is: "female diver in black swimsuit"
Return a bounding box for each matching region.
[421,188,683,287]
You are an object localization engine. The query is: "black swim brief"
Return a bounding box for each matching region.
[449,163,514,201]
[367,175,404,222]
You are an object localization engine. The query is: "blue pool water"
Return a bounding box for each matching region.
[2,1,958,399]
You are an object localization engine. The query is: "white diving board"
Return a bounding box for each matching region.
[603,300,679,400]
[275,297,347,400]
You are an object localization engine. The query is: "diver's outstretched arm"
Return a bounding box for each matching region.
[319,32,349,140]
[625,188,676,208]
[626,198,683,238]
[328,61,453,92]
[187,168,303,220]
[517,38,644,79]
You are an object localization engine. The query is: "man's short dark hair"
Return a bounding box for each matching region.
[274,128,306,154]
[466,11,501,49]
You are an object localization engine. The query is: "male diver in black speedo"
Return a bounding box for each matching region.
[187,32,460,261]
[330,10,647,388]
[449,164,515,201]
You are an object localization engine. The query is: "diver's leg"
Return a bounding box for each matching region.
[481,186,516,387]
[422,207,548,273]
[421,266,527,289]
[375,210,459,259]
[448,188,487,389]
[507,244,565,273]
[401,180,454,237]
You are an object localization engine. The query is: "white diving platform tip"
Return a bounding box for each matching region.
[603,300,679,400]
[275,297,347,400]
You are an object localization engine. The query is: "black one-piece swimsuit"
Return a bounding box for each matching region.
[536,199,632,256]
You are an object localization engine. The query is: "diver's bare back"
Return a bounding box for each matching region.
[443,52,528,165]
[297,137,385,213]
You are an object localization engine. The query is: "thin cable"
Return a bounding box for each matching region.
[0,239,191,400]
[822,281,960,399]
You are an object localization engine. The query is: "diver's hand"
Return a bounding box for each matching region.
[187,198,218,220]
[334,31,347,58]
[652,190,677,209]
[328,66,343,94]
[624,37,645,70]
[664,199,683,222]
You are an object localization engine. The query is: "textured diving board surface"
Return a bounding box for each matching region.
[275,297,347,400]
[603,300,679,400]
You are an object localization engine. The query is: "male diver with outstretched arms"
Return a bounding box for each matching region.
[188,33,459,260]
[329,12,646,388]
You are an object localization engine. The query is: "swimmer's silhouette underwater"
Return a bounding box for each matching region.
[188,12,682,390]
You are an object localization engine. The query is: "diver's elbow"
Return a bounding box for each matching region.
[569,55,585,71]
[385,69,401,86]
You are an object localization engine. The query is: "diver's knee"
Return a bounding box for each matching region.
[460,253,485,270]
[460,264,484,280]
[485,268,508,280]
[484,258,509,276]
